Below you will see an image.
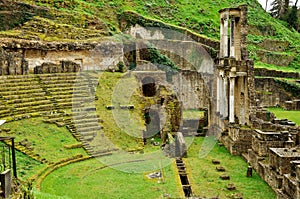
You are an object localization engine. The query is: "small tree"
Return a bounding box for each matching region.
[286,4,299,30]
[270,0,291,18]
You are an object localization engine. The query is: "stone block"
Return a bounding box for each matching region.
[0,169,11,198]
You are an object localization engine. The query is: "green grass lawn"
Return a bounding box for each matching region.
[186,137,276,199]
[37,158,182,199]
[15,150,44,180]
[182,109,204,119]
[267,107,300,126]
[0,118,87,164]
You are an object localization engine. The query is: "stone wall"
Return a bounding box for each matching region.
[0,39,124,74]
[255,78,294,107]
[172,70,210,110]
[220,126,253,155]
[285,100,300,110]
[0,47,28,75]
[34,61,80,74]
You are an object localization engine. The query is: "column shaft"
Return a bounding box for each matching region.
[229,77,235,123]
[223,77,228,118]
[223,18,228,57]
[230,18,235,57]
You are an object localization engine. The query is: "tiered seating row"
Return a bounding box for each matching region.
[0,75,54,117]
[37,73,93,110]
[0,73,100,118]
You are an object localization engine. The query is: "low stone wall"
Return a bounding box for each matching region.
[220,126,253,155]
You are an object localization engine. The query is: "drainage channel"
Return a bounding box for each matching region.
[176,158,192,197]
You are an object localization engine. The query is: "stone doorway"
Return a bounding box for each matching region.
[142,76,156,97]
[144,108,160,138]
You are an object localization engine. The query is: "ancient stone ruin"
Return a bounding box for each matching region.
[0,3,299,198]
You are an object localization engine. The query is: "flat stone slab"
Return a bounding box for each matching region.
[212,159,220,164]
[220,174,230,180]
[226,183,236,191]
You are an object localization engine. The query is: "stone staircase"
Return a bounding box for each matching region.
[70,72,118,157]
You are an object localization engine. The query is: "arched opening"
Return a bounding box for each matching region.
[142,77,156,97]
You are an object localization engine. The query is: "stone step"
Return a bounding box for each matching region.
[73,114,98,120]
[3,92,47,100]
[0,84,41,91]
[0,88,44,95]
[74,121,100,128]
[74,118,101,124]
[13,100,52,108]
[76,126,102,132]
[8,96,48,104]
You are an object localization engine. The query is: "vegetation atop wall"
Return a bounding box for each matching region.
[0,0,299,71]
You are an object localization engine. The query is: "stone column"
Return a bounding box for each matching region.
[219,70,225,117]
[230,18,235,57]
[220,19,224,57]
[223,17,229,57]
[219,76,224,116]
[216,74,220,113]
[239,77,245,124]
[229,77,235,123]
[223,77,228,118]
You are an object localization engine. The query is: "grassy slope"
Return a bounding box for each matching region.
[95,72,145,150]
[0,118,87,179]
[15,150,43,180]
[186,137,276,199]
[1,0,299,71]
[38,158,182,199]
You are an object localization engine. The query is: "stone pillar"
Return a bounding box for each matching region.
[229,77,235,123]
[219,70,225,117]
[216,74,221,114]
[239,77,245,124]
[219,76,224,116]
[223,17,229,57]
[220,19,224,57]
[223,77,228,118]
[230,18,235,57]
